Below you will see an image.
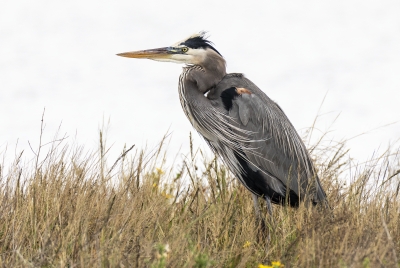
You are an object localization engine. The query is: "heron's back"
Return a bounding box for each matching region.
[205,73,327,206]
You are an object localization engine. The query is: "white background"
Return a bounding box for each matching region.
[1,0,399,168]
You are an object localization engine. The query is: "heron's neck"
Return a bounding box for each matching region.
[178,56,226,137]
[183,54,227,96]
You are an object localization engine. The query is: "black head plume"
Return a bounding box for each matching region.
[179,32,222,57]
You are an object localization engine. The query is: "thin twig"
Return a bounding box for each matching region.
[107,144,135,175]
[381,211,398,265]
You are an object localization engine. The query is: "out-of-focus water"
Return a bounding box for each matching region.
[1,0,399,171]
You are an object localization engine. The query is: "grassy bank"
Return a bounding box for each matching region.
[0,130,399,267]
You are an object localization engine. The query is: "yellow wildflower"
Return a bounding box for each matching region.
[152,183,158,188]
[271,261,284,268]
[155,243,170,260]
[156,168,164,175]
[162,192,174,199]
[258,261,284,268]
[242,241,251,248]
[163,243,170,258]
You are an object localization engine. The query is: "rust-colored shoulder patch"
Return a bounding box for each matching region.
[236,87,252,95]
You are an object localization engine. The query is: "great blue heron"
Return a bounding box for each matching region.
[117,32,327,224]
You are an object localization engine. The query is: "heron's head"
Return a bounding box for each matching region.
[117,32,223,65]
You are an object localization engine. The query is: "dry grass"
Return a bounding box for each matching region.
[0,126,399,267]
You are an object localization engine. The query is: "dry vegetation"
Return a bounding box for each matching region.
[0,125,399,267]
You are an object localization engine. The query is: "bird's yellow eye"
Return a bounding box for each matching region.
[181,47,188,53]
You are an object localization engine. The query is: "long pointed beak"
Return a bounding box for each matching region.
[117,47,173,59]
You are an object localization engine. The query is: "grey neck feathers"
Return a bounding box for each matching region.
[183,49,227,97]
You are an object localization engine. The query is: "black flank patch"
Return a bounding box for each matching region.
[233,151,300,207]
[220,87,239,110]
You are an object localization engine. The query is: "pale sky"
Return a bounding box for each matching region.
[1,0,399,168]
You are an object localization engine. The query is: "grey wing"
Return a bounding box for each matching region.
[208,73,327,205]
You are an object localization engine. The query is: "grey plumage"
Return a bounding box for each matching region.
[117,32,328,218]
